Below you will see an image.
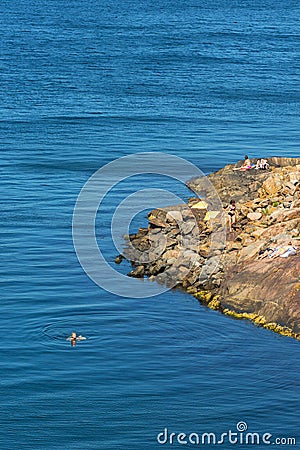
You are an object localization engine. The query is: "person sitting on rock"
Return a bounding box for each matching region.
[233,155,252,171]
[227,199,236,232]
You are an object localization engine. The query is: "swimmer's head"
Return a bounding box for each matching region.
[71,332,77,339]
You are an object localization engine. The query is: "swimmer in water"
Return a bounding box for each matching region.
[67,331,86,346]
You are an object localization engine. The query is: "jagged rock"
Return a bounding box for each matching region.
[197,242,210,258]
[115,255,124,264]
[149,227,162,234]
[227,241,242,252]
[250,228,265,239]
[183,250,201,264]
[131,236,150,251]
[282,208,300,221]
[165,237,177,248]
[180,221,195,235]
[137,227,149,236]
[148,215,168,228]
[119,157,300,340]
[168,228,180,238]
[128,265,145,278]
[270,209,284,221]
[166,257,177,266]
[166,210,183,224]
[261,173,283,196]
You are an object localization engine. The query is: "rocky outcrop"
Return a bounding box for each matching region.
[116,157,300,340]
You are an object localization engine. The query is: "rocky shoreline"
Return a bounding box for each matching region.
[116,157,300,340]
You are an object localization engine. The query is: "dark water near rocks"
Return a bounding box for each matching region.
[1,0,299,448]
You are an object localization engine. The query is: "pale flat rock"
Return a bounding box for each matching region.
[247,212,262,221]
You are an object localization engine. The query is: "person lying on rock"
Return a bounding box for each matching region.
[279,242,297,258]
[233,155,253,171]
[269,242,297,259]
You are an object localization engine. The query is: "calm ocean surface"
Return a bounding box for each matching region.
[1,0,299,448]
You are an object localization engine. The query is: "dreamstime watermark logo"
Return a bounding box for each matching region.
[156,421,297,446]
[72,152,226,298]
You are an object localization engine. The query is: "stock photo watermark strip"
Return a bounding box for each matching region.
[157,422,296,446]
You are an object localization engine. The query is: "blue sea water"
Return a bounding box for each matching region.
[0,0,299,448]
